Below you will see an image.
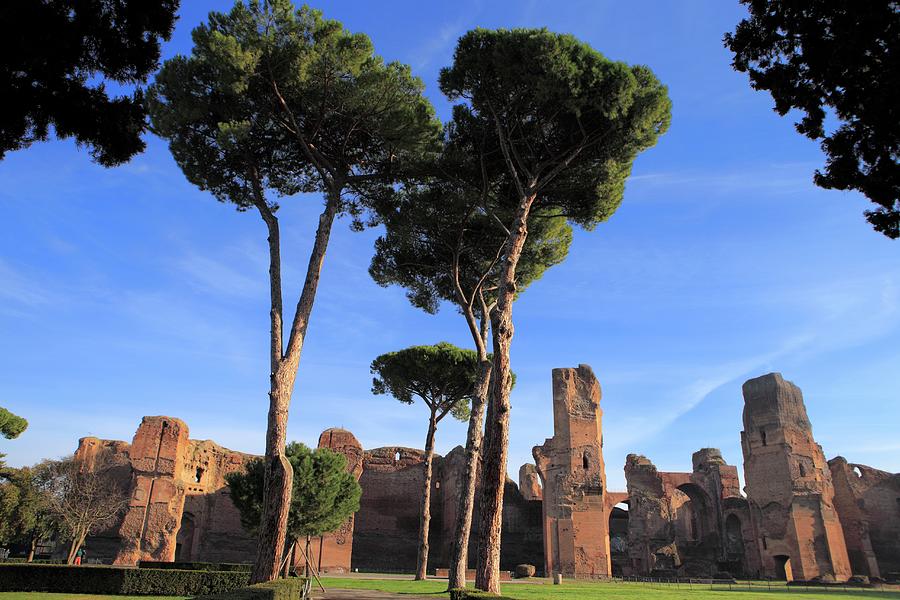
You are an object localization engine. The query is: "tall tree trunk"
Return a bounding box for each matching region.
[474,193,536,594]
[447,356,491,590]
[27,536,37,563]
[67,530,87,565]
[67,537,77,564]
[250,184,340,584]
[416,410,439,580]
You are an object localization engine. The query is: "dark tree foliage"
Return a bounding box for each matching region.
[0,464,57,562]
[439,28,670,593]
[0,0,179,165]
[226,443,361,539]
[0,407,28,440]
[370,106,573,318]
[370,343,480,419]
[725,1,900,238]
[149,1,438,582]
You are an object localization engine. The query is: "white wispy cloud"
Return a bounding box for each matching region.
[606,272,900,450]
[0,259,49,314]
[175,252,263,299]
[627,163,818,197]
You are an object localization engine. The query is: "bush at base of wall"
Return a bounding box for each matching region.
[0,564,250,595]
[138,561,252,572]
[194,578,309,600]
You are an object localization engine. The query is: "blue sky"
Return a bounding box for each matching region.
[1,1,898,492]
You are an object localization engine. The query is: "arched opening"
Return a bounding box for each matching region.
[725,514,744,556]
[609,501,629,576]
[175,512,195,562]
[798,462,806,477]
[582,452,589,470]
[394,451,401,462]
[194,467,204,483]
[675,483,712,543]
[774,555,793,581]
[760,429,767,446]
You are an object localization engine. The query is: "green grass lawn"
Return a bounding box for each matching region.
[320,577,900,600]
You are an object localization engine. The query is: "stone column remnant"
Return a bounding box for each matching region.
[113,416,190,564]
[533,364,611,578]
[741,373,851,581]
[308,428,364,573]
[519,463,543,502]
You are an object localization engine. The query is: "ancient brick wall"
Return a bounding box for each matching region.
[622,448,759,578]
[112,416,190,565]
[534,364,611,578]
[80,418,255,566]
[72,437,133,561]
[829,457,900,579]
[178,439,255,563]
[351,447,430,571]
[741,373,851,581]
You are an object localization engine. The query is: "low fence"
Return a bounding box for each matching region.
[616,576,898,593]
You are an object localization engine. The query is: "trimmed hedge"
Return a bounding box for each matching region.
[0,564,250,595]
[0,558,65,564]
[449,589,514,600]
[194,578,309,600]
[138,561,252,572]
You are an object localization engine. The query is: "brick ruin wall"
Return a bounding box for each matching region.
[828,457,900,580]
[741,373,852,582]
[72,369,898,581]
[76,420,543,573]
[621,449,761,578]
[533,364,611,578]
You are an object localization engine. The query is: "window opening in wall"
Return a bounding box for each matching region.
[853,466,863,478]
[799,463,806,477]
[435,481,440,489]
[395,451,401,462]
[762,536,767,550]
[761,429,767,446]
[195,467,204,483]
[583,452,589,470]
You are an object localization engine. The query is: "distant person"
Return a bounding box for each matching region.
[74,546,85,566]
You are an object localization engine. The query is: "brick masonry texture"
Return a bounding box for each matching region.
[72,369,898,581]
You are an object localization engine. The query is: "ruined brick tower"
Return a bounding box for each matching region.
[534,365,610,578]
[741,373,851,581]
[113,416,190,565]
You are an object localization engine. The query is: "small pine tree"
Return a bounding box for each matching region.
[226,443,361,573]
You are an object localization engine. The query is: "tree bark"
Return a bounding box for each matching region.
[27,536,36,563]
[474,193,536,594]
[447,355,491,590]
[416,410,439,580]
[67,530,87,565]
[250,184,341,584]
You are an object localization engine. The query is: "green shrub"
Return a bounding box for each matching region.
[138,561,252,572]
[0,564,249,595]
[449,589,515,600]
[194,578,309,600]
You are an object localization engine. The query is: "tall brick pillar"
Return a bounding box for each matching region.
[307,428,364,573]
[534,364,611,578]
[113,416,189,565]
[741,373,851,581]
